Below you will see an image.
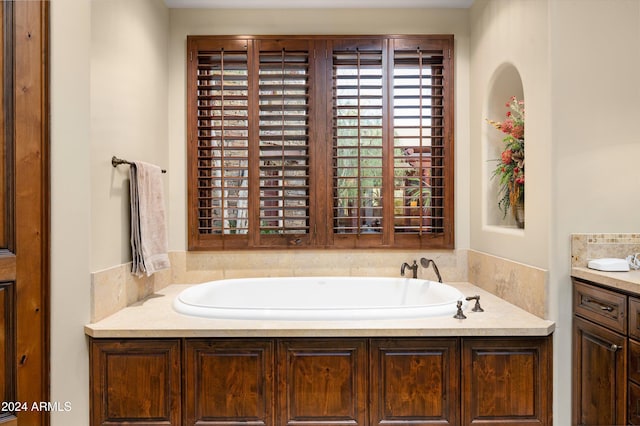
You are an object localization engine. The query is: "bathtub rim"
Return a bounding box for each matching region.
[172,276,467,321]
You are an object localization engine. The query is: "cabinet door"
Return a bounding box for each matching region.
[277,339,367,425]
[90,339,181,425]
[370,338,459,425]
[462,336,552,426]
[184,339,274,425]
[573,316,626,426]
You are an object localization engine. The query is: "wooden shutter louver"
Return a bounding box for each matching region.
[195,48,250,237]
[392,45,446,236]
[332,47,384,235]
[258,47,310,236]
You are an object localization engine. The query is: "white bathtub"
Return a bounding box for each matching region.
[173,276,466,321]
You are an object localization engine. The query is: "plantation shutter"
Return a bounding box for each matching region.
[257,40,312,245]
[331,41,384,245]
[187,35,454,250]
[391,39,450,242]
[188,39,250,248]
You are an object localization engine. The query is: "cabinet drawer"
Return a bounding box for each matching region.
[573,280,627,333]
[630,298,640,340]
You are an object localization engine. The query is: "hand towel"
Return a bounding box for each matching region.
[130,161,170,276]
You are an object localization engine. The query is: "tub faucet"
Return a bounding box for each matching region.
[420,258,443,283]
[401,260,419,279]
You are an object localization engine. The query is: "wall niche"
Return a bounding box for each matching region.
[484,63,524,229]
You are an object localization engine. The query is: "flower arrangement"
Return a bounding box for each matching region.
[487,96,525,220]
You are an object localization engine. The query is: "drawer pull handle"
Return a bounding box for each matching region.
[583,297,615,313]
[610,344,621,352]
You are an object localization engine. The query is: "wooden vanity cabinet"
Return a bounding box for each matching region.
[90,335,551,425]
[572,278,631,425]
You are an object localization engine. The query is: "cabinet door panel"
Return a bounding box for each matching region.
[573,316,626,426]
[630,297,640,340]
[90,339,181,425]
[630,339,640,385]
[370,338,459,425]
[184,339,274,425]
[462,336,551,425]
[278,339,366,425]
[630,381,640,425]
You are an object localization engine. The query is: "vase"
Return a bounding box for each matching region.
[514,202,525,229]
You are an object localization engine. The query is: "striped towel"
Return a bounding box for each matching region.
[130,161,170,276]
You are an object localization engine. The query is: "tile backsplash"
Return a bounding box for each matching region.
[571,233,640,267]
[468,250,547,318]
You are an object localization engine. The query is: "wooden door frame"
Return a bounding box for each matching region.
[1,1,50,425]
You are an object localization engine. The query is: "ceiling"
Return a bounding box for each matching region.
[164,0,474,9]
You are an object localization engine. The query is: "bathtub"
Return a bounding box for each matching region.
[173,276,467,321]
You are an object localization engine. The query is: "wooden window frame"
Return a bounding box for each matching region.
[187,35,454,250]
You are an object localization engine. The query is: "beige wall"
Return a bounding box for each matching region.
[469,0,551,269]
[91,0,170,271]
[51,0,169,424]
[51,0,92,424]
[549,1,640,425]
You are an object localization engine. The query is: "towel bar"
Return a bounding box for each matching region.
[112,156,166,173]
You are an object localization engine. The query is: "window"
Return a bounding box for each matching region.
[187,35,454,250]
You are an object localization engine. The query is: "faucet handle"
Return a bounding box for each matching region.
[465,295,484,312]
[453,300,466,319]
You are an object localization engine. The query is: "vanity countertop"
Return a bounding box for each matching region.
[85,281,555,338]
[572,266,640,294]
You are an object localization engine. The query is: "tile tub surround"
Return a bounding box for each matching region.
[85,281,555,338]
[92,249,469,321]
[170,249,469,284]
[467,250,548,318]
[571,233,640,267]
[91,263,171,322]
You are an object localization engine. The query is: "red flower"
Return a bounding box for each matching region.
[501,149,513,164]
[501,118,514,134]
[511,125,524,139]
